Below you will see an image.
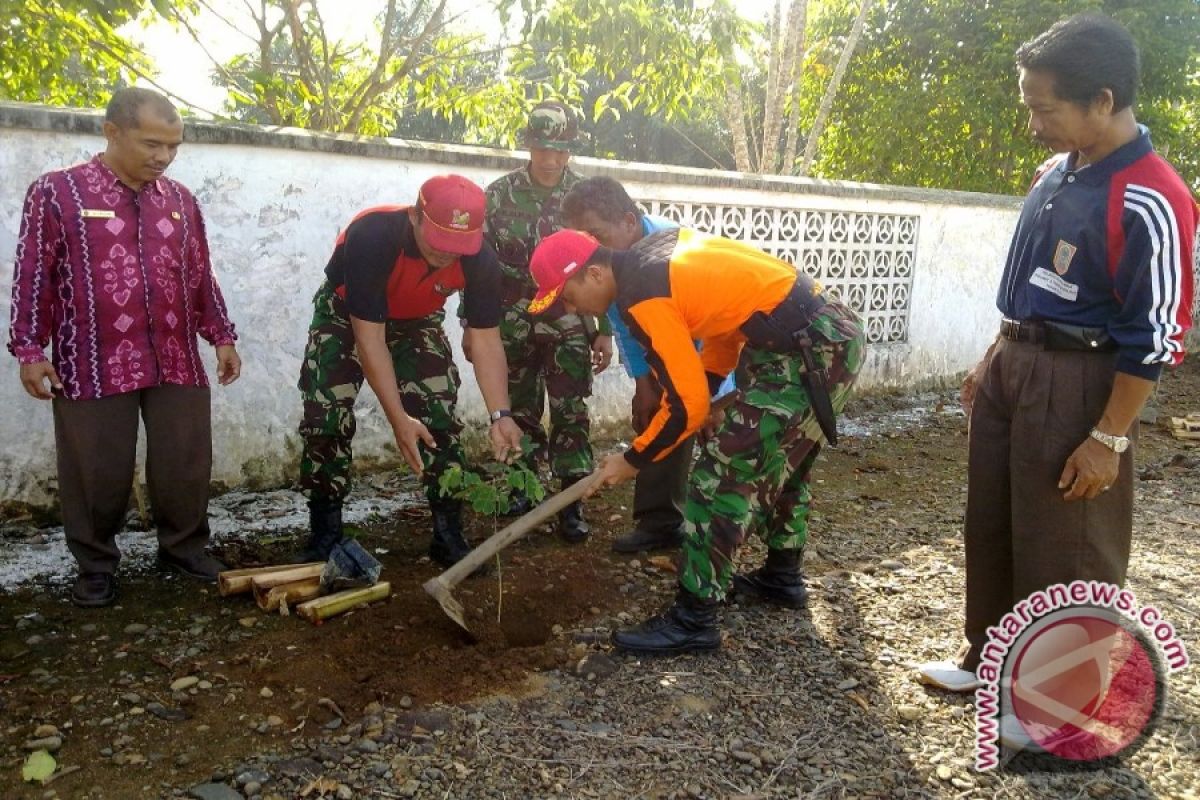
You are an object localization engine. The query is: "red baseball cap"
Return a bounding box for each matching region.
[529,230,601,314]
[417,175,485,255]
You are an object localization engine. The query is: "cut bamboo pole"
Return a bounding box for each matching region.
[218,562,323,596]
[254,576,323,611]
[248,564,325,594]
[296,582,391,624]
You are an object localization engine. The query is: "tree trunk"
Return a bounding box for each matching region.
[725,78,754,172]
[758,0,784,173]
[781,0,810,173]
[798,0,872,176]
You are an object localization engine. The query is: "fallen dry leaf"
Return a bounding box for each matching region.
[299,776,338,797]
[648,555,678,574]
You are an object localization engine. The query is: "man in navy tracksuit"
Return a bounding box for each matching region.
[919,13,1197,693]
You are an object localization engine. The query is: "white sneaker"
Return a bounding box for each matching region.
[998,713,1042,752]
[916,660,983,692]
[998,713,1094,755]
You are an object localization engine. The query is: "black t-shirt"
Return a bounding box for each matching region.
[323,208,502,328]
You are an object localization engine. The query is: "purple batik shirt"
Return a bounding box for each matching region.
[7,155,237,401]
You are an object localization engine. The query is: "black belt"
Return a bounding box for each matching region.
[739,277,839,445]
[739,279,827,352]
[999,318,1046,344]
[999,318,1116,352]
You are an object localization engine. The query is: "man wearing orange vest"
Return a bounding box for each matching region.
[528,228,865,653]
[296,175,522,566]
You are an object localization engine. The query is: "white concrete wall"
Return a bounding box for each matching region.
[0,107,1022,507]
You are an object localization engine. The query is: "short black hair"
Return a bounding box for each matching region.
[562,177,641,225]
[105,87,180,129]
[1016,13,1140,111]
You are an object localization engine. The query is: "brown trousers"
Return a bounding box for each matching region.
[52,385,213,574]
[631,435,694,534]
[961,338,1134,670]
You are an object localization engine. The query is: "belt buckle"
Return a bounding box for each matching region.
[1003,318,1030,342]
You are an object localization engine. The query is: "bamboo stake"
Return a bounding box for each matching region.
[254,576,323,611]
[296,582,391,624]
[218,562,323,596]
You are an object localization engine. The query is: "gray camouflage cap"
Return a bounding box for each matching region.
[523,100,581,151]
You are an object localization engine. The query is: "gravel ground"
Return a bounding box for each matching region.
[3,360,1198,799]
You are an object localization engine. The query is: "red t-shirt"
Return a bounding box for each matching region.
[323,206,501,327]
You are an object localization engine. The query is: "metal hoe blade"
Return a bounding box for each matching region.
[422,471,601,636]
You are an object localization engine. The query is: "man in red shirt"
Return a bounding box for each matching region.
[8,88,242,607]
[296,175,523,567]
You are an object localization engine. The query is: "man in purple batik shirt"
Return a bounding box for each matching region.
[7,87,242,607]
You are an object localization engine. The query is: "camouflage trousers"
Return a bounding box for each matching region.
[680,300,866,601]
[297,282,464,506]
[501,301,594,480]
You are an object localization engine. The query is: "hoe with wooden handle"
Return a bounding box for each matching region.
[423,471,603,636]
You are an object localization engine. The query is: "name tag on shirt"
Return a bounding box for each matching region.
[81,209,116,219]
[1029,266,1079,302]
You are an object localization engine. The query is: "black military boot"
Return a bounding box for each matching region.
[428,499,473,567]
[293,498,344,563]
[731,548,808,608]
[611,525,684,553]
[502,460,536,517]
[557,477,590,543]
[612,587,721,654]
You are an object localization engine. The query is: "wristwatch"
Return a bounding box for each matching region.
[489,409,512,424]
[1089,428,1130,453]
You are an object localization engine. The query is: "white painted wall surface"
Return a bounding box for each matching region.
[0,121,1020,507]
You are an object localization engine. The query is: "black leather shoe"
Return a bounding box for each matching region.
[71,572,116,608]
[293,498,344,563]
[157,550,227,583]
[557,478,590,543]
[612,588,721,654]
[731,548,808,608]
[611,526,684,553]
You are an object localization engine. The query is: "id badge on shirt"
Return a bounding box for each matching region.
[81,209,116,219]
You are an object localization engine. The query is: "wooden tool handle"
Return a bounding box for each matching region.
[435,471,602,590]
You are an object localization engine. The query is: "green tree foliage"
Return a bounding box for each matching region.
[0,0,156,105]
[806,0,1200,193]
[506,0,739,167]
[408,0,739,153]
[171,0,499,136]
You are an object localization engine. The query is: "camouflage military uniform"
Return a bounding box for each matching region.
[679,301,865,600]
[485,164,596,480]
[298,282,464,505]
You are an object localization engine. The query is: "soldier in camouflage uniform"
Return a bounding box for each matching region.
[527,228,865,654]
[480,100,613,542]
[296,175,522,567]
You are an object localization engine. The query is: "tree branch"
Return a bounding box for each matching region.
[798,0,873,175]
[345,0,449,132]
